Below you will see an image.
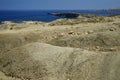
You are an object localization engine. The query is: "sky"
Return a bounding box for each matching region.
[0,0,120,10]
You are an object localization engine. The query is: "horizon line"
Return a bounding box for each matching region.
[0,8,119,11]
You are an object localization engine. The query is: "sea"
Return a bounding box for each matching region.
[0,10,120,23]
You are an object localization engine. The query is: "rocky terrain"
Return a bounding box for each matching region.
[0,15,120,80]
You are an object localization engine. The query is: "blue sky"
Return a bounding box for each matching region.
[0,0,120,10]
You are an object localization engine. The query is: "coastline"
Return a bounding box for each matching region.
[0,14,120,80]
[0,9,120,23]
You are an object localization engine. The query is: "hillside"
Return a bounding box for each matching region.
[0,15,120,80]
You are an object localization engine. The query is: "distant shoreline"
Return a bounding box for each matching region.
[0,9,120,23]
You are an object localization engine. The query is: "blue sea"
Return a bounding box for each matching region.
[0,10,120,23]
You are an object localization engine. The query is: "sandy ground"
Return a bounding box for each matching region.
[0,15,120,80]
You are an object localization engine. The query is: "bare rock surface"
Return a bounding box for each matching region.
[0,71,20,80]
[0,42,120,80]
[0,15,120,80]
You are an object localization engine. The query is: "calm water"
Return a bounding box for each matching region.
[0,10,120,23]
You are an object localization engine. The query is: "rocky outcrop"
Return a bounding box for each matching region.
[0,71,20,80]
[48,16,113,26]
[0,42,120,80]
[0,14,120,80]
